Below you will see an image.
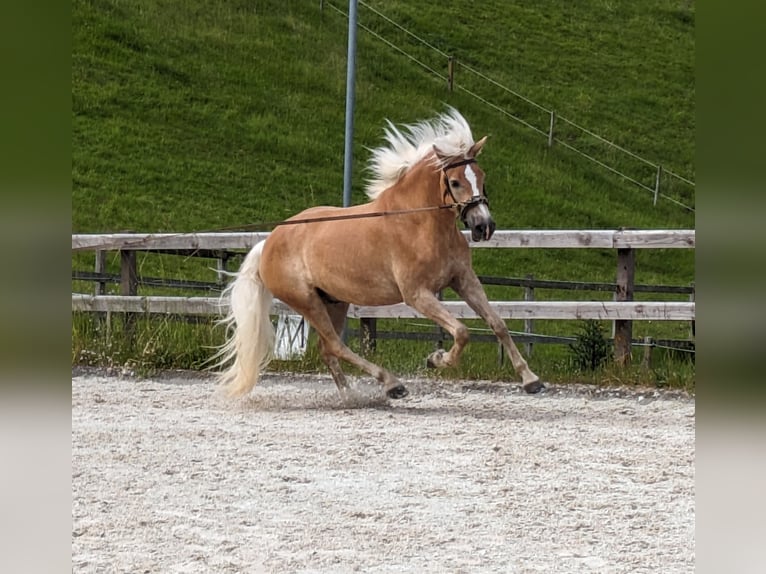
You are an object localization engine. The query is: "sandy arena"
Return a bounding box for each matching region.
[72,372,694,573]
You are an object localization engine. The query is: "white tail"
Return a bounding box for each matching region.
[215,241,275,397]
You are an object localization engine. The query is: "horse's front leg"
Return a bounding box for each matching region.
[404,290,470,369]
[451,272,544,394]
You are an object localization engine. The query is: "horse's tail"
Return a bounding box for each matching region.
[215,240,275,397]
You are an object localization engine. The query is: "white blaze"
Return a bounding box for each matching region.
[472,202,491,220]
[464,164,481,197]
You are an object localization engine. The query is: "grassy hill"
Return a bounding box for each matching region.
[72,0,695,384]
[73,0,694,227]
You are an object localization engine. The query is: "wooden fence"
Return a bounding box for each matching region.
[71,229,695,364]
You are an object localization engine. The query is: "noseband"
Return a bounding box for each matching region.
[441,158,490,221]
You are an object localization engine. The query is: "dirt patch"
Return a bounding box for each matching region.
[72,373,694,573]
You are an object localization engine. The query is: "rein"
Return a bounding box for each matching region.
[73,158,490,252]
[72,201,474,252]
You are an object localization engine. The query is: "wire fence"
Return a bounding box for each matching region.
[323,0,695,212]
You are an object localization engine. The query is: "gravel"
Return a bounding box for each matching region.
[72,372,695,573]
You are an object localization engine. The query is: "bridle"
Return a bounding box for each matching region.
[441,158,490,221]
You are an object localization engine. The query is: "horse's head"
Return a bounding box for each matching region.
[435,136,496,241]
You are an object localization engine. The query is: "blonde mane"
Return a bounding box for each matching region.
[364,107,476,200]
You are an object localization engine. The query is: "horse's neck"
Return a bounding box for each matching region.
[372,160,460,242]
[377,160,442,209]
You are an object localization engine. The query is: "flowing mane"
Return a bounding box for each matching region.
[364,107,476,200]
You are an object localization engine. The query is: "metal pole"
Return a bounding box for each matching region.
[653,165,662,206]
[548,110,556,147]
[342,0,358,208]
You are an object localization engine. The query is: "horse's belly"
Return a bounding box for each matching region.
[321,276,403,307]
[308,250,404,306]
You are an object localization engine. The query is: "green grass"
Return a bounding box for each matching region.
[72,0,695,389]
[72,312,695,393]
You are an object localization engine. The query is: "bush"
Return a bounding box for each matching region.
[569,320,610,371]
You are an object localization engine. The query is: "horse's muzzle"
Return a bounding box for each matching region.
[461,198,494,242]
[470,218,496,242]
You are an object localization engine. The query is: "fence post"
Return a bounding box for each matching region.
[94,250,107,295]
[689,281,695,338]
[216,251,228,288]
[447,56,455,92]
[360,318,377,355]
[120,249,138,341]
[548,110,556,147]
[653,165,663,206]
[93,249,108,335]
[524,274,534,357]
[641,336,654,370]
[614,247,635,366]
[120,249,138,296]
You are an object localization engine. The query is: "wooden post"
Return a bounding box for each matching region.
[689,281,695,338]
[93,249,108,333]
[360,318,377,355]
[94,250,107,295]
[447,56,455,92]
[120,249,138,341]
[216,251,228,288]
[641,336,654,370]
[548,110,556,147]
[524,274,535,357]
[614,247,635,365]
[120,250,138,296]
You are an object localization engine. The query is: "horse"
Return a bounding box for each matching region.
[216,107,543,399]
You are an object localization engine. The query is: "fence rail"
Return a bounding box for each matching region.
[71,229,694,251]
[71,294,693,322]
[71,269,694,297]
[71,229,695,365]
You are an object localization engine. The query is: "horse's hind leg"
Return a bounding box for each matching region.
[317,300,350,394]
[287,292,408,399]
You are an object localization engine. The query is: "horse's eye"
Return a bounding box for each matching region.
[450,179,460,188]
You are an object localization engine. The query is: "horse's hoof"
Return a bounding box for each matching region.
[386,385,409,399]
[426,349,445,369]
[523,380,546,394]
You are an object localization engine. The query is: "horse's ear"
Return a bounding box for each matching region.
[469,136,488,158]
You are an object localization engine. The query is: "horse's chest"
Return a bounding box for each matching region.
[400,244,467,288]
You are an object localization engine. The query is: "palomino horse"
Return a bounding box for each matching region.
[217,108,543,399]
